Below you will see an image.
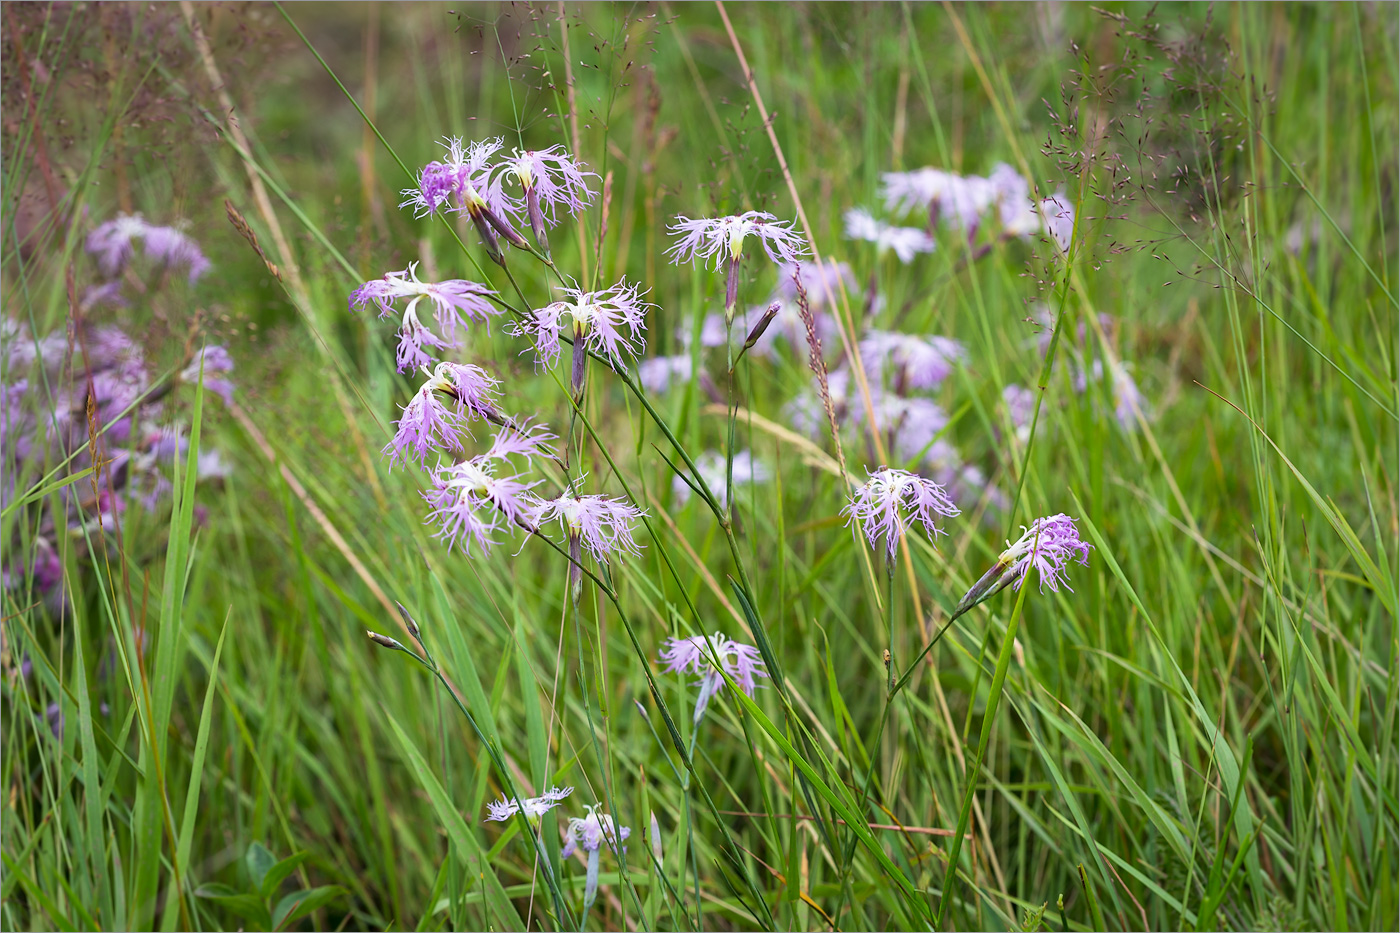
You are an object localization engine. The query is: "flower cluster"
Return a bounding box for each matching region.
[659,632,768,724]
[484,786,574,823]
[1032,305,1149,431]
[6,216,232,613]
[86,214,211,283]
[877,162,1076,252]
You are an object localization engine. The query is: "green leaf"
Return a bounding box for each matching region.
[260,851,311,900]
[245,842,277,892]
[272,884,346,930]
[194,883,271,928]
[380,707,524,930]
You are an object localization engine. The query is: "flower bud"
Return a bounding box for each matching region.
[367,631,407,651]
[744,302,781,350]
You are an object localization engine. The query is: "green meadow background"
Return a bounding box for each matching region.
[2,2,1396,930]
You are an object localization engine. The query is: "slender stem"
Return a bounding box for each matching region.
[885,555,897,696]
[725,319,736,526]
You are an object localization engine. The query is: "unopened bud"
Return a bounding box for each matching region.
[570,338,588,400]
[526,187,550,255]
[744,302,781,350]
[633,698,651,722]
[723,256,741,323]
[470,213,504,265]
[650,811,664,863]
[483,205,530,250]
[367,631,407,651]
[395,602,421,641]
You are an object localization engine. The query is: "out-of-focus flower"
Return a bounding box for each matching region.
[659,632,768,724]
[508,280,650,387]
[196,449,232,481]
[1108,360,1147,430]
[649,812,663,864]
[80,281,127,311]
[638,353,693,393]
[180,346,235,404]
[87,215,148,277]
[957,514,1092,613]
[880,168,997,230]
[142,224,212,283]
[844,467,959,558]
[421,421,554,553]
[351,263,500,372]
[1038,193,1075,254]
[562,805,631,909]
[666,211,807,270]
[673,449,769,507]
[857,392,954,468]
[843,208,934,263]
[1002,383,1035,442]
[859,331,966,391]
[86,214,210,283]
[536,487,646,564]
[484,786,574,823]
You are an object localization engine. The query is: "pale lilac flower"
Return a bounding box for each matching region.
[880,167,962,215]
[880,168,996,229]
[508,279,650,371]
[421,421,554,553]
[1108,360,1147,430]
[1039,193,1075,253]
[142,224,211,283]
[1003,383,1036,442]
[536,489,646,563]
[86,215,149,277]
[989,163,1042,238]
[843,467,960,558]
[843,208,934,263]
[777,260,854,308]
[649,812,663,864]
[501,146,597,243]
[854,391,953,467]
[666,211,807,269]
[859,331,966,391]
[1002,514,1092,593]
[180,346,235,404]
[638,354,693,393]
[672,449,769,507]
[562,805,632,909]
[384,363,501,469]
[484,786,574,823]
[659,631,768,724]
[351,263,500,372]
[196,449,232,481]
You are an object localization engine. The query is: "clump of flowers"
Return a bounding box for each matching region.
[844,467,960,559]
[860,331,966,392]
[659,632,768,724]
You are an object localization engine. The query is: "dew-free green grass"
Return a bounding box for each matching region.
[2,3,1396,930]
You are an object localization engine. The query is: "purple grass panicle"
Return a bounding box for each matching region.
[659,632,768,725]
[844,467,960,559]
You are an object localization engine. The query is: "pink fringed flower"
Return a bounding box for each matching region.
[508,279,650,373]
[859,331,967,391]
[502,146,597,247]
[666,211,807,270]
[956,514,1093,613]
[421,421,554,553]
[384,362,501,470]
[350,263,500,372]
[484,786,573,823]
[86,214,210,282]
[844,467,960,559]
[536,489,646,563]
[658,632,768,724]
